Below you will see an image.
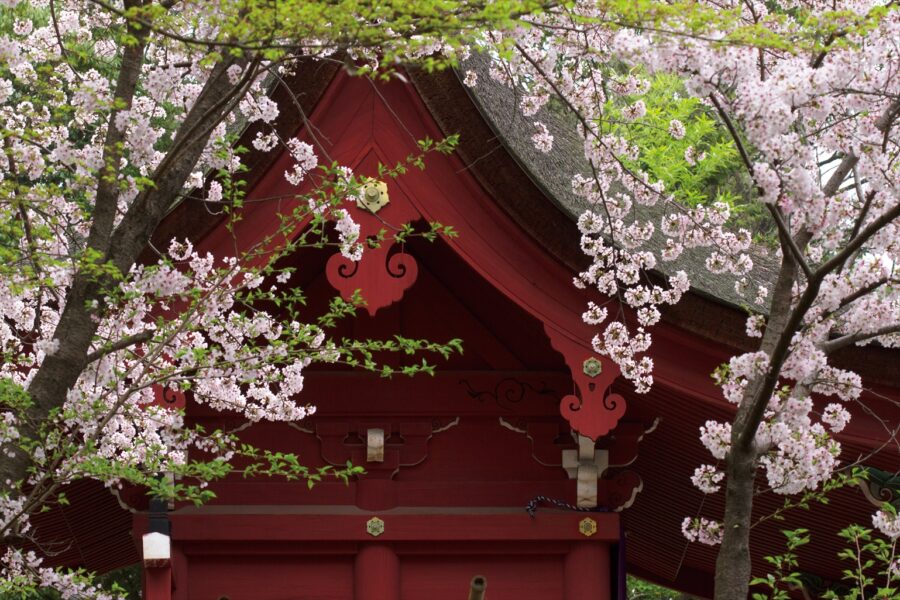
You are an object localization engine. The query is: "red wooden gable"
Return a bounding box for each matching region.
[63,66,892,600]
[135,69,653,600]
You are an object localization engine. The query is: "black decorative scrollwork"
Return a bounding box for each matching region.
[602,394,618,411]
[162,387,181,404]
[859,466,900,509]
[337,260,359,278]
[459,378,559,411]
[386,251,412,279]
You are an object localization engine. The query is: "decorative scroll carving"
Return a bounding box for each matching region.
[322,163,424,317]
[314,418,458,478]
[459,378,559,411]
[858,466,900,509]
[326,245,418,317]
[501,418,655,511]
[543,324,625,441]
[151,386,185,410]
[560,391,626,443]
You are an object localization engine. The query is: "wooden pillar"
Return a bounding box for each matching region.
[565,542,610,600]
[143,565,172,600]
[142,497,173,600]
[355,544,399,600]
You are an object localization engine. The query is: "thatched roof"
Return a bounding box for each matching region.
[460,52,780,309]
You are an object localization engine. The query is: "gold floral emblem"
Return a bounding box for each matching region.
[578,517,598,537]
[366,517,385,537]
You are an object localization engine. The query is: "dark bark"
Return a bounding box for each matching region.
[714,442,758,600]
[713,234,801,600]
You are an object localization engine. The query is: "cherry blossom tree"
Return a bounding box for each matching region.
[474,1,899,598]
[3,0,898,596]
[0,0,552,595]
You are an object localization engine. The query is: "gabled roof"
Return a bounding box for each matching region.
[162,58,899,593]
[413,57,900,386]
[40,57,898,598]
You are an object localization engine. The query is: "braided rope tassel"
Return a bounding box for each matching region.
[525,495,608,518]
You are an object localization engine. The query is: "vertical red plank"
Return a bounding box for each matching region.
[565,543,610,600]
[355,544,400,600]
[143,565,172,600]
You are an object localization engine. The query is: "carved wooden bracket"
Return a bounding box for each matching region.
[326,243,418,317]
[501,417,656,511]
[563,434,606,507]
[543,325,626,441]
[324,165,421,316]
[857,466,900,510]
[315,418,458,478]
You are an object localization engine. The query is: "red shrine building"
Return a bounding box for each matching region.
[36,59,900,600]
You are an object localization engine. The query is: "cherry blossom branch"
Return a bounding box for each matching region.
[48,0,79,82]
[4,140,42,281]
[85,0,148,256]
[737,282,823,451]
[849,167,874,241]
[7,48,262,498]
[810,31,843,69]
[768,206,811,279]
[134,55,258,219]
[707,93,813,279]
[84,331,155,364]
[85,0,546,54]
[260,60,339,166]
[821,154,858,197]
[820,323,900,354]
[879,99,900,152]
[819,277,893,321]
[815,201,900,279]
[737,196,900,450]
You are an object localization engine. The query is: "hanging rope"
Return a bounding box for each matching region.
[525,495,609,518]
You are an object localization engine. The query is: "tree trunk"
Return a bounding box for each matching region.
[0,56,252,502]
[711,229,803,599]
[714,442,757,600]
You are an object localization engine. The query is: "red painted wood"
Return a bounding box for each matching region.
[544,324,625,440]
[147,71,659,597]
[181,554,353,600]
[327,248,419,317]
[400,554,564,600]
[143,565,172,600]
[169,512,620,542]
[565,543,610,600]
[179,65,898,452]
[133,66,900,597]
[188,372,571,418]
[355,545,400,600]
[324,151,423,316]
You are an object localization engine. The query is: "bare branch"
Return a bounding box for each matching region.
[821,154,858,198]
[821,323,900,354]
[767,205,813,279]
[85,331,154,363]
